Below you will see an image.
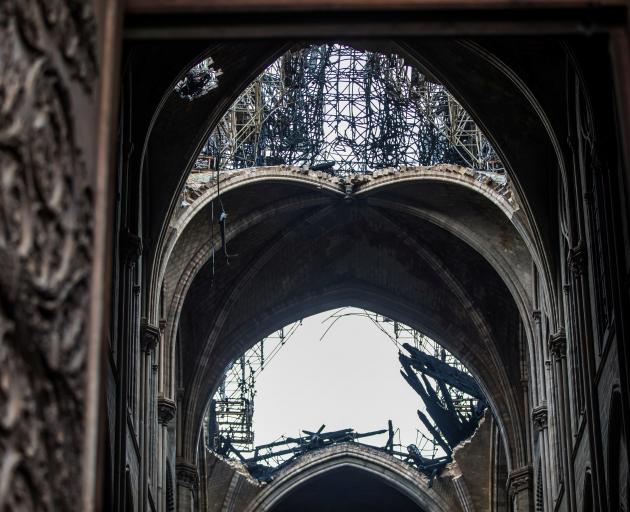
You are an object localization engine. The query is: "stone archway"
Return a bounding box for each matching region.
[242,444,456,512]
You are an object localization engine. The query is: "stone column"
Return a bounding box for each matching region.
[532,404,551,511]
[568,244,607,512]
[140,321,160,511]
[115,231,143,512]
[158,397,177,512]
[532,310,543,405]
[549,330,576,511]
[507,466,532,511]
[176,461,198,512]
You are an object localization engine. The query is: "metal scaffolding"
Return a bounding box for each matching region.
[206,322,302,455]
[192,44,504,178]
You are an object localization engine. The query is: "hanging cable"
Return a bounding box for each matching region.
[209,198,215,288]
[214,148,237,263]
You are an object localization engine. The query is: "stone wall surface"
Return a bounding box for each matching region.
[451,412,495,511]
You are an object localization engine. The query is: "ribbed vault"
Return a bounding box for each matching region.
[159,167,535,474]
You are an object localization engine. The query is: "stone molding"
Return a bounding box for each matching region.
[507,466,532,498]
[141,319,161,353]
[176,461,199,490]
[549,330,567,359]
[158,397,177,425]
[532,404,548,431]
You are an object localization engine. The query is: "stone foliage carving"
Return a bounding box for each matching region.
[141,320,161,353]
[176,462,199,491]
[549,331,567,360]
[568,243,587,276]
[507,466,532,498]
[532,404,548,431]
[0,0,96,509]
[158,397,177,425]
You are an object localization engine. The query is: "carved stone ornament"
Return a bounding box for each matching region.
[121,230,143,265]
[532,404,549,431]
[141,319,161,353]
[158,397,177,425]
[549,330,568,359]
[35,0,97,91]
[507,466,532,498]
[568,243,587,276]
[176,462,199,491]
[0,0,97,509]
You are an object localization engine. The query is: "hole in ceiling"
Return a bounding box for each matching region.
[204,307,487,482]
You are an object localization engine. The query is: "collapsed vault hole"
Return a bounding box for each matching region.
[175,56,223,101]
[203,307,487,482]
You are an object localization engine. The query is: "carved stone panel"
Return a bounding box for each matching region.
[532,404,548,432]
[549,330,567,360]
[507,465,532,499]
[158,397,177,425]
[0,0,97,509]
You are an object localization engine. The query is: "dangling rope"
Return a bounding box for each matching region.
[215,148,236,265]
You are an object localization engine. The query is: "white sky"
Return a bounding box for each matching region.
[252,309,428,452]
